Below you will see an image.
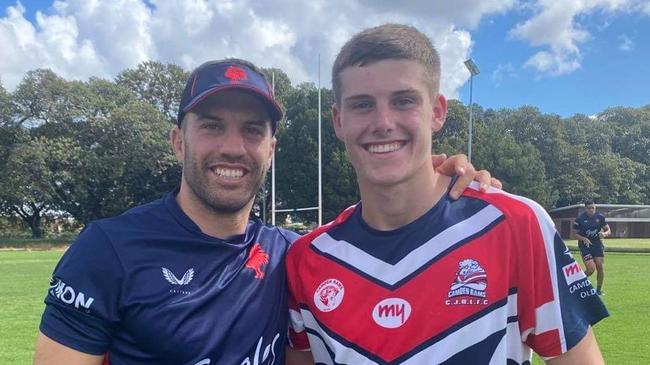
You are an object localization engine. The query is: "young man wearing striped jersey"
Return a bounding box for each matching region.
[286,24,608,365]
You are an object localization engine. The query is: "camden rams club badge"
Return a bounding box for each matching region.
[314,278,345,312]
[446,258,489,306]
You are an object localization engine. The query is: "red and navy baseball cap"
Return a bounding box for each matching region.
[177,59,283,133]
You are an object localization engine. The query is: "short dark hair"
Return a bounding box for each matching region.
[584,200,595,206]
[331,23,441,103]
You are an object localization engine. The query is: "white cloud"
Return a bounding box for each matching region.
[641,1,650,15]
[618,34,634,51]
[509,0,638,76]
[491,62,517,87]
[0,0,517,98]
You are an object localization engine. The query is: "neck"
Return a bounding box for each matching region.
[358,166,451,231]
[176,183,252,239]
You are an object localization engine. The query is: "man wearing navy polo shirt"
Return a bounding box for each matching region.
[33,58,491,365]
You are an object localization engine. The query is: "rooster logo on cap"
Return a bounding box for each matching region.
[225,65,247,82]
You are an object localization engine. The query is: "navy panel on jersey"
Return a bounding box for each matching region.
[328,195,489,265]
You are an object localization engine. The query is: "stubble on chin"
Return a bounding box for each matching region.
[183,155,266,214]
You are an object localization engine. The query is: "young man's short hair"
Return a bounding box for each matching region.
[331,23,441,103]
[584,200,595,206]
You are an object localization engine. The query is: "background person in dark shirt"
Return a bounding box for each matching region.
[574,200,611,295]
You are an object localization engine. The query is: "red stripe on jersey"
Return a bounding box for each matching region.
[525,329,563,357]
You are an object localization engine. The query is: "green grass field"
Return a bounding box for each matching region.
[565,238,650,250]
[1,250,649,364]
[0,251,62,364]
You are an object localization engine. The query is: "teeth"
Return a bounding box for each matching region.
[368,142,401,153]
[213,167,244,179]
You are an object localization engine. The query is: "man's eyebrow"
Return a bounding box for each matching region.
[195,111,223,121]
[392,88,420,97]
[245,119,268,126]
[342,94,372,103]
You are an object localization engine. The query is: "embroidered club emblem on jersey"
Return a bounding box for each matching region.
[446,258,489,306]
[162,267,194,285]
[314,278,345,312]
[245,243,269,279]
[372,298,412,328]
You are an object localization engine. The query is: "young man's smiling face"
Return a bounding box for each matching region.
[332,59,447,189]
[173,89,276,214]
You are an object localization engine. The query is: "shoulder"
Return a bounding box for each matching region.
[461,182,550,226]
[91,197,167,236]
[287,204,358,261]
[252,220,301,248]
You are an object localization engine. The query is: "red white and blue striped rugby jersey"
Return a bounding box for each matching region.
[287,183,608,364]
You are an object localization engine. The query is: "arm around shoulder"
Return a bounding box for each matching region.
[544,327,604,365]
[33,331,104,365]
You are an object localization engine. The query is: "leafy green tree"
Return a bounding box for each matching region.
[272,83,358,224]
[52,101,177,223]
[472,120,557,208]
[436,100,469,156]
[0,81,15,127]
[116,61,187,121]
[0,135,79,237]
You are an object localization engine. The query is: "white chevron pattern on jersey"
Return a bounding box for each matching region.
[297,293,522,364]
[311,204,504,286]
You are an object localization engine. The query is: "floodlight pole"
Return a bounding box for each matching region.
[271,72,276,226]
[318,54,323,226]
[464,59,480,163]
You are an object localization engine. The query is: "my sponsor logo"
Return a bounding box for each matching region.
[48,277,94,311]
[562,262,586,285]
[313,278,344,312]
[372,298,411,328]
[446,258,489,306]
[162,267,194,295]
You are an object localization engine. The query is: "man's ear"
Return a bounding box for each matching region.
[431,93,448,132]
[267,136,277,169]
[170,127,184,163]
[332,103,344,141]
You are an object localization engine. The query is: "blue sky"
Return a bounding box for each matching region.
[1,0,649,117]
[465,6,650,116]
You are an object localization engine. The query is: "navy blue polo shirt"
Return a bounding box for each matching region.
[40,190,299,365]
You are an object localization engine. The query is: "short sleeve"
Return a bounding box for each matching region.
[286,244,310,350]
[516,205,608,358]
[572,217,581,232]
[39,223,124,355]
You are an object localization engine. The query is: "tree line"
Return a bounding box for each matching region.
[1,61,648,237]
